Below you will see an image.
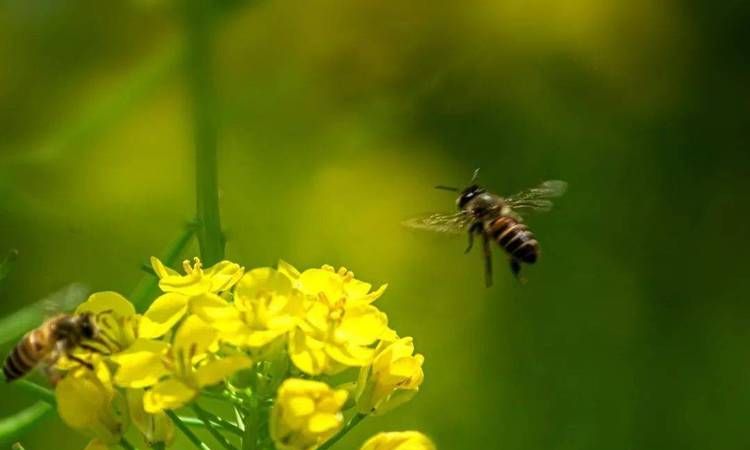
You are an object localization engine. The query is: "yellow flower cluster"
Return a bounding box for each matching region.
[49,257,428,450]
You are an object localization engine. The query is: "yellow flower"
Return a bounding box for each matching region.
[286,264,393,375]
[270,378,348,450]
[139,257,244,338]
[127,389,175,447]
[360,432,436,450]
[151,256,244,296]
[111,315,251,413]
[287,263,387,307]
[356,337,424,415]
[193,267,305,349]
[56,360,127,445]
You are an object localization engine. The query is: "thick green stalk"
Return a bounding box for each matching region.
[192,403,237,450]
[184,0,224,265]
[166,410,211,450]
[318,413,367,450]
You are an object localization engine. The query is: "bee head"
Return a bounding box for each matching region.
[457,185,484,209]
[78,313,97,339]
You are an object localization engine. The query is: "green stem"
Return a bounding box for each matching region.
[0,402,52,444]
[180,416,243,436]
[241,396,262,450]
[318,413,367,450]
[183,0,224,266]
[166,409,211,450]
[129,221,197,309]
[119,438,138,450]
[192,403,237,450]
[16,380,56,406]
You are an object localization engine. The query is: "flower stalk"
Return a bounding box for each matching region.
[191,403,237,450]
[183,0,224,266]
[318,413,367,450]
[166,410,211,450]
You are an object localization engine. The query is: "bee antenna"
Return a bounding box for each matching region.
[435,185,459,192]
[470,168,480,184]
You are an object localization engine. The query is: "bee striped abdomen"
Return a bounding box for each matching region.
[3,328,52,382]
[487,216,539,264]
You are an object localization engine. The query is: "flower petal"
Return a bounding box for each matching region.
[110,339,170,388]
[127,389,175,446]
[76,291,135,318]
[360,431,436,450]
[289,330,328,375]
[307,412,341,433]
[336,305,388,345]
[143,378,196,413]
[194,355,252,387]
[174,315,217,358]
[57,374,108,428]
[151,256,179,279]
[139,293,188,339]
[204,260,245,292]
[190,293,242,327]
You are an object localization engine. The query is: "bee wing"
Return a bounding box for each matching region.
[0,283,90,346]
[41,283,91,315]
[504,180,568,213]
[402,211,473,234]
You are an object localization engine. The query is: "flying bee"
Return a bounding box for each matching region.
[3,312,107,382]
[404,170,567,286]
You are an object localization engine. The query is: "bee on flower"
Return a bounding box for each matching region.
[4,256,433,450]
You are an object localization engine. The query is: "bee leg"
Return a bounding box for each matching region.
[80,342,110,356]
[509,258,521,277]
[509,258,527,283]
[465,223,481,254]
[43,365,63,386]
[42,349,63,385]
[66,353,94,371]
[482,232,493,287]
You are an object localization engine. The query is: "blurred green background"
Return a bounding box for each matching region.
[1,0,749,449]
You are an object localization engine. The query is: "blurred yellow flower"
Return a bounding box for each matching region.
[127,389,175,447]
[360,432,436,450]
[140,257,244,338]
[56,360,127,445]
[270,378,348,450]
[356,337,424,415]
[111,316,251,413]
[193,267,305,349]
[286,263,394,375]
